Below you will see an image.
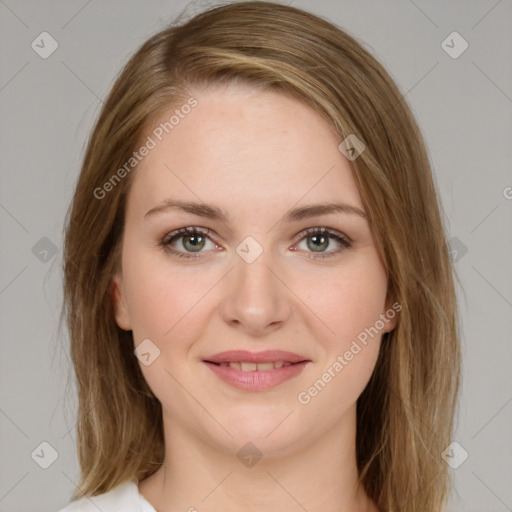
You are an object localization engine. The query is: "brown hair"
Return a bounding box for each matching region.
[62,2,461,510]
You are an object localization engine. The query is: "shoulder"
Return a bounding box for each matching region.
[57,480,143,512]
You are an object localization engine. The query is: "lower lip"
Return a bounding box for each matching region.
[203,361,309,391]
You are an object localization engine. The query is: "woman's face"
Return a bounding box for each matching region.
[111,83,397,454]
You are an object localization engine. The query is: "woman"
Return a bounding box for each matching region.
[59,2,461,511]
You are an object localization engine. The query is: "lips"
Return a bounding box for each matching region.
[203,349,309,365]
[217,361,293,371]
[203,350,311,391]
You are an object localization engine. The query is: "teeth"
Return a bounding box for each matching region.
[241,362,257,371]
[217,361,294,371]
[253,362,274,371]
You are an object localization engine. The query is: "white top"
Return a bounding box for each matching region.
[58,480,156,512]
[57,480,393,511]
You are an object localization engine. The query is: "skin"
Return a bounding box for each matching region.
[111,82,396,512]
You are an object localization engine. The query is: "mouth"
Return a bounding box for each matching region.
[202,350,311,391]
[204,360,304,371]
[203,349,309,365]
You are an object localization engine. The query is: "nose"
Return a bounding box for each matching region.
[219,250,292,337]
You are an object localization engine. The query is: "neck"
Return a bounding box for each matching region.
[138,404,377,512]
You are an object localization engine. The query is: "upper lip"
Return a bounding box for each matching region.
[204,350,309,364]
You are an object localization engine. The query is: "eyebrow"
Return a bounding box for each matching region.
[144,199,367,222]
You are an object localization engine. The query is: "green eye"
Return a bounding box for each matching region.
[180,232,206,252]
[160,226,352,260]
[293,227,351,259]
[161,227,216,259]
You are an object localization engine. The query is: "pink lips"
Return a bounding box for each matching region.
[204,350,308,364]
[203,350,311,391]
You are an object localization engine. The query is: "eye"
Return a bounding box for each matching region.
[160,227,220,259]
[159,226,352,261]
[292,227,352,259]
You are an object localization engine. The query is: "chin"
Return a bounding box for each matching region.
[206,413,308,457]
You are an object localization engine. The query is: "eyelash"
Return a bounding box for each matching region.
[159,226,352,260]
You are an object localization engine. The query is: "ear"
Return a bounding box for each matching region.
[382,297,400,333]
[110,271,132,331]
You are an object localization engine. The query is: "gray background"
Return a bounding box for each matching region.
[1,1,511,511]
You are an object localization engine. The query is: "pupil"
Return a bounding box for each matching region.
[184,234,204,252]
[309,234,328,252]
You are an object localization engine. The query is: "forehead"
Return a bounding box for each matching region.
[127,84,363,216]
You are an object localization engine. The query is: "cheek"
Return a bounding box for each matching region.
[119,240,166,337]
[121,249,215,410]
[296,252,388,346]
[122,245,216,346]
[294,253,387,403]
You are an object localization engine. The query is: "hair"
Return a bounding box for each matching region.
[61,2,461,511]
